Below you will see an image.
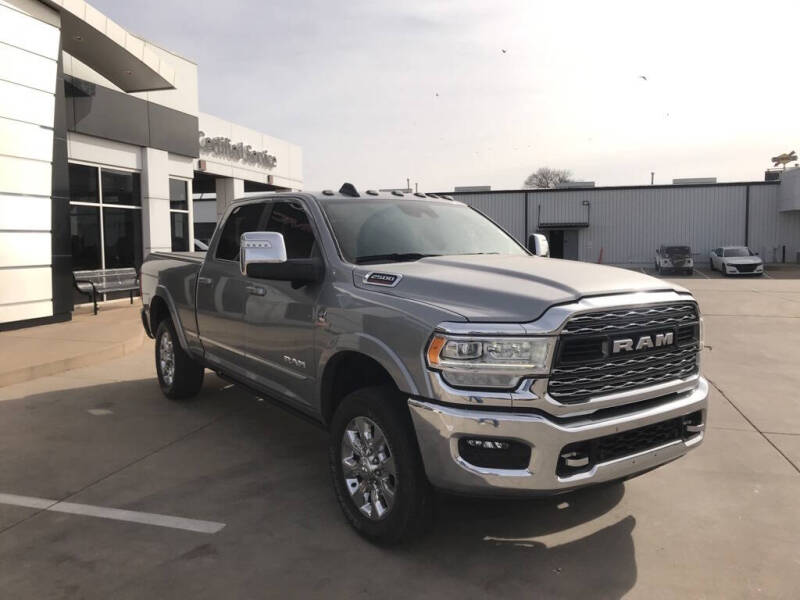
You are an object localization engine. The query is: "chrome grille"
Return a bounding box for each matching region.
[549,302,699,404]
[561,303,697,336]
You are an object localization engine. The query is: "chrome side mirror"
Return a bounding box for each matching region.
[240,231,287,276]
[529,233,550,257]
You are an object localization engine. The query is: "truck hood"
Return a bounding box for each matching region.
[353,255,684,322]
[723,256,762,265]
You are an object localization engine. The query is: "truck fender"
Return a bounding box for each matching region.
[152,284,191,352]
[318,332,420,397]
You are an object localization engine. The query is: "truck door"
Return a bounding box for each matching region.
[243,199,322,409]
[195,201,267,376]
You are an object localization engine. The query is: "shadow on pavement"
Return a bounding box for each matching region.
[0,376,637,599]
[403,485,637,598]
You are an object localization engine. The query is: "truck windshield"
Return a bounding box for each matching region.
[664,246,690,255]
[318,199,527,264]
[723,247,750,257]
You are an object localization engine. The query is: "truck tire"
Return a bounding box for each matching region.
[329,386,434,544]
[154,318,204,400]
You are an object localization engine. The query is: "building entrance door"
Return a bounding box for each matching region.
[548,230,565,258]
[545,229,580,260]
[563,230,579,260]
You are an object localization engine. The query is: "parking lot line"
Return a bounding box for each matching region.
[695,269,710,279]
[0,492,225,534]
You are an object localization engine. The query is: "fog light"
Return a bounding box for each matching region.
[465,438,510,450]
[458,437,531,469]
[682,411,704,435]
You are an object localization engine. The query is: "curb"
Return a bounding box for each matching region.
[0,329,147,388]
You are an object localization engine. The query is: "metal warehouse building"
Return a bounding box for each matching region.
[450,169,800,265]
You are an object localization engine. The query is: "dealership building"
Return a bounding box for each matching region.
[0,0,302,329]
[451,171,800,265]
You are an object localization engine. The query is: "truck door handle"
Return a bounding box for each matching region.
[197,276,213,286]
[246,285,266,296]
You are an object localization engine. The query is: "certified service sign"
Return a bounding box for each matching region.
[198,131,277,169]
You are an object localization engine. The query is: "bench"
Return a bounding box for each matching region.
[73,268,139,315]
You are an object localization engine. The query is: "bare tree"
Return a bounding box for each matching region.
[523,167,573,189]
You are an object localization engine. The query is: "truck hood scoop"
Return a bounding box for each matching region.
[354,255,680,322]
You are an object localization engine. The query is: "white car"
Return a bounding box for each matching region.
[709,246,764,276]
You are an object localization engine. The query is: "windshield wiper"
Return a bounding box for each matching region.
[355,252,440,264]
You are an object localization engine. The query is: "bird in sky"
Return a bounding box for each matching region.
[639,75,648,81]
[501,49,507,54]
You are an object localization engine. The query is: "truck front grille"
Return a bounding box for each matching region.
[548,302,700,404]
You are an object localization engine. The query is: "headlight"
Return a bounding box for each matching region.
[426,334,555,389]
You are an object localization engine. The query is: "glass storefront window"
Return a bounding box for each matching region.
[169,178,188,210]
[68,164,99,203]
[69,204,101,270]
[69,163,143,277]
[170,211,190,252]
[169,178,191,251]
[103,207,143,269]
[101,168,141,206]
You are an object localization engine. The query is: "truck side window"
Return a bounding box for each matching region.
[215,203,267,261]
[264,202,316,259]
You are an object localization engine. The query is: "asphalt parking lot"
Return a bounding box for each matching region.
[0,271,799,599]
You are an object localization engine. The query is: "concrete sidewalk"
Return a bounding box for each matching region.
[0,302,145,388]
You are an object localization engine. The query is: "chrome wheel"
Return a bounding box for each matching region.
[341,416,397,521]
[158,330,175,387]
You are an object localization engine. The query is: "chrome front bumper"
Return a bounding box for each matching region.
[408,377,708,495]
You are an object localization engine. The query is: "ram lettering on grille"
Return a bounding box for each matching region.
[549,303,699,404]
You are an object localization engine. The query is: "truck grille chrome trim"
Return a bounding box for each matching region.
[548,302,700,405]
[561,303,697,335]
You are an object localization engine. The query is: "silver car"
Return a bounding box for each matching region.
[709,246,764,275]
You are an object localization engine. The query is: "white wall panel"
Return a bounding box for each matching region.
[0,2,59,58]
[0,194,50,230]
[0,266,51,304]
[0,0,60,27]
[141,147,172,254]
[67,132,141,170]
[0,231,52,267]
[0,299,53,323]
[0,79,55,127]
[0,42,57,93]
[167,153,194,178]
[0,155,52,196]
[0,117,53,162]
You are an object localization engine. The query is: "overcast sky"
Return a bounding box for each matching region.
[91,0,800,191]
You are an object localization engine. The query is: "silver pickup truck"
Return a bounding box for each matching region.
[140,184,708,543]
